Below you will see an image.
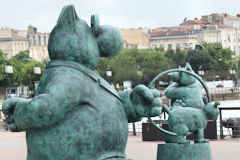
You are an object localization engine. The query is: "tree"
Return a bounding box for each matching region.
[109,49,140,86]
[186,43,235,80]
[13,50,31,63]
[96,48,169,87]
[96,42,237,87]
[186,49,214,72]
[22,60,45,90]
[139,49,169,85]
[166,49,188,68]
[0,50,8,87]
[7,50,45,89]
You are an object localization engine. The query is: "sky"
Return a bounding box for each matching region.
[1,0,240,32]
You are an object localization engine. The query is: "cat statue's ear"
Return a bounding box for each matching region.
[185,62,193,72]
[91,14,100,36]
[57,5,79,25]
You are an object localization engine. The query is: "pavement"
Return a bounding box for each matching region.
[126,133,240,160]
[0,131,240,160]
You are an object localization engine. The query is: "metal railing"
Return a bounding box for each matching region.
[210,87,240,101]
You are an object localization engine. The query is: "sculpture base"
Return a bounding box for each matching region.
[157,142,212,160]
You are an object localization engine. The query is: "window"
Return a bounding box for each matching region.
[151,44,157,48]
[228,35,231,42]
[33,36,36,46]
[168,44,172,50]
[189,43,193,49]
[44,36,47,46]
[38,35,41,46]
[176,44,181,49]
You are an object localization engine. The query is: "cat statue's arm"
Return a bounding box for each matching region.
[2,70,86,132]
[119,85,162,122]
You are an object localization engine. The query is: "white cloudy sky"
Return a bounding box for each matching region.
[1,0,240,32]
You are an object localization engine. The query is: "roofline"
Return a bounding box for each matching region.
[150,34,198,40]
[0,37,28,41]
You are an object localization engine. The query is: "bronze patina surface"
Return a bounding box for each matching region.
[149,64,220,160]
[2,5,162,160]
[3,5,220,160]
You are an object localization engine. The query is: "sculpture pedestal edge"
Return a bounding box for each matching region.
[157,142,212,160]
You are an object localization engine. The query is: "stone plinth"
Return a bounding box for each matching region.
[157,142,212,160]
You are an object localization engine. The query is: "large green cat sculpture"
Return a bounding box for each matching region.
[2,5,162,160]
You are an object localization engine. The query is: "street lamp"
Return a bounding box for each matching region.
[5,65,13,98]
[230,69,237,88]
[33,67,41,75]
[230,69,236,75]
[137,65,143,77]
[5,65,13,74]
[218,58,223,80]
[106,70,112,77]
[33,67,41,96]
[198,70,205,79]
[106,70,114,88]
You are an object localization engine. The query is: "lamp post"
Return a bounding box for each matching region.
[5,65,13,98]
[5,65,13,74]
[106,70,112,86]
[230,69,236,75]
[230,69,237,88]
[33,67,41,96]
[106,70,112,78]
[198,70,205,79]
[33,67,41,75]
[218,58,222,80]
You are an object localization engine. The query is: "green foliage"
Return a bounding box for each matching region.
[97,48,168,87]
[12,50,31,63]
[96,42,238,87]
[166,49,188,68]
[186,49,214,72]
[0,50,45,89]
[140,49,168,84]
[97,49,141,86]
[0,50,8,86]
[186,43,235,80]
[0,42,238,89]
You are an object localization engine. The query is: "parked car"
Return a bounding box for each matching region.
[216,84,224,88]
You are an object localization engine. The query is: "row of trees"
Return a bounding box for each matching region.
[96,43,240,87]
[0,42,239,90]
[0,50,45,90]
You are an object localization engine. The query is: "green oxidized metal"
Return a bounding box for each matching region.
[2,5,162,160]
[157,143,213,160]
[2,5,220,160]
[149,64,220,160]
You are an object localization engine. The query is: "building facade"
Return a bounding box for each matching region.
[0,25,50,62]
[27,25,50,62]
[150,30,200,51]
[201,13,240,29]
[120,28,150,49]
[0,26,29,58]
[149,14,240,56]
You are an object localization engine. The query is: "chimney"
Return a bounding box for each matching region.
[184,17,187,22]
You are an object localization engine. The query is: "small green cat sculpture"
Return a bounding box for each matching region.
[161,64,220,144]
[165,63,206,109]
[149,65,219,160]
[162,100,219,143]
